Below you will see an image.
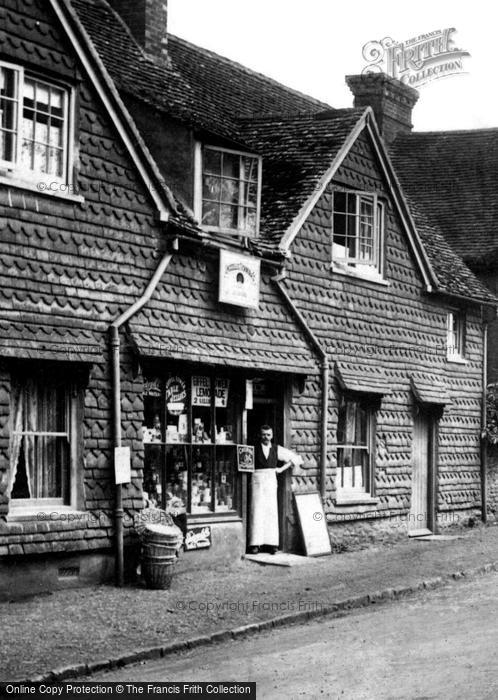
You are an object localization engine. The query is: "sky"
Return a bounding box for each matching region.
[168,0,497,132]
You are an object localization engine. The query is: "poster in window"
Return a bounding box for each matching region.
[192,375,211,406]
[237,444,255,472]
[219,249,260,309]
[215,378,229,407]
[144,378,161,397]
[165,376,186,415]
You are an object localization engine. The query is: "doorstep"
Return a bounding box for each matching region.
[243,552,326,567]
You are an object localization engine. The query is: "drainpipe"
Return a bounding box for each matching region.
[271,271,329,500]
[110,246,174,586]
[481,317,488,523]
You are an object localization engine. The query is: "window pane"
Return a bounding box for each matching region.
[203,175,221,201]
[338,447,368,491]
[165,445,188,513]
[204,148,221,174]
[220,178,239,204]
[35,83,50,112]
[215,445,236,511]
[21,138,33,169]
[334,191,347,213]
[0,130,16,162]
[33,140,47,172]
[222,152,239,178]
[242,207,257,235]
[242,156,258,182]
[143,443,164,507]
[220,204,237,229]
[48,147,63,177]
[0,67,19,163]
[202,202,220,227]
[191,446,213,513]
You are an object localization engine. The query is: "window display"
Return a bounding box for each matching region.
[142,369,241,516]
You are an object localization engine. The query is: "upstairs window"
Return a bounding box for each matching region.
[0,63,71,182]
[332,190,384,274]
[196,144,261,237]
[446,311,465,361]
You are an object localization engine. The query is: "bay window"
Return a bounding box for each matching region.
[142,371,242,516]
[0,62,71,181]
[195,144,261,237]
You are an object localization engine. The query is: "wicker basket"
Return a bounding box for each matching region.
[142,555,176,590]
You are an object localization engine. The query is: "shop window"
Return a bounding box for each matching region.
[0,62,72,183]
[8,369,81,510]
[331,190,384,276]
[335,394,376,500]
[142,373,240,516]
[195,144,261,237]
[446,311,465,361]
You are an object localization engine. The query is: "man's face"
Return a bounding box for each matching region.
[260,428,273,445]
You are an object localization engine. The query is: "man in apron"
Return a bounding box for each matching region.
[248,425,302,555]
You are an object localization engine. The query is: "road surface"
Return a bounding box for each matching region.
[93,571,498,699]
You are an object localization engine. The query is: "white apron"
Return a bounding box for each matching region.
[249,469,279,546]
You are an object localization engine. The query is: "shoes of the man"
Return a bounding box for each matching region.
[268,546,278,555]
[248,546,259,554]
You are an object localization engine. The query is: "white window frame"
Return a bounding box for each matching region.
[194,142,262,237]
[9,377,80,514]
[0,60,74,186]
[331,189,385,280]
[335,394,376,502]
[446,310,466,362]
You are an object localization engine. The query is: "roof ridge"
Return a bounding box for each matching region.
[236,107,360,124]
[168,33,331,111]
[408,127,498,137]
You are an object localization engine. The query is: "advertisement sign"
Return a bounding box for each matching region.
[237,444,255,472]
[114,446,131,484]
[215,378,229,408]
[192,375,211,406]
[185,525,212,550]
[165,376,186,416]
[219,249,260,309]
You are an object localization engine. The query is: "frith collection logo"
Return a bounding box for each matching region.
[362,28,470,88]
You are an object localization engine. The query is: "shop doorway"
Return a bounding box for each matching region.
[409,408,437,536]
[246,378,289,551]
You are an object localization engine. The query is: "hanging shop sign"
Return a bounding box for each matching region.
[219,249,260,309]
[185,525,212,550]
[237,444,255,472]
[165,376,186,416]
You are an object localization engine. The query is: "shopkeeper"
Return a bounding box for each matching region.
[248,425,303,555]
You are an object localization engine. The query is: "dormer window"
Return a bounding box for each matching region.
[331,190,384,276]
[195,144,261,237]
[0,62,72,183]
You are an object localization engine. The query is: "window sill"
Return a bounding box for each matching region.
[188,512,242,525]
[7,506,84,522]
[0,174,84,203]
[334,495,379,506]
[331,263,390,287]
[447,355,468,365]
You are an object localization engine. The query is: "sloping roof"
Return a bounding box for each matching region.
[0,321,103,363]
[128,257,317,374]
[239,109,365,242]
[70,1,496,306]
[390,129,498,269]
[405,198,498,305]
[71,0,329,143]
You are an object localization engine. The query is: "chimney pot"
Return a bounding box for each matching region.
[346,73,419,144]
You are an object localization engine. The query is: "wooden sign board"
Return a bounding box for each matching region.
[293,491,331,557]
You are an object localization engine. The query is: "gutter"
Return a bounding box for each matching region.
[271,271,329,500]
[110,247,174,586]
[481,316,488,523]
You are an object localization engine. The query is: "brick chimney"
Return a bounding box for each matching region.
[346,73,419,145]
[109,0,168,61]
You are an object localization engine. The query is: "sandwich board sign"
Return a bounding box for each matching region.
[293,491,331,556]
